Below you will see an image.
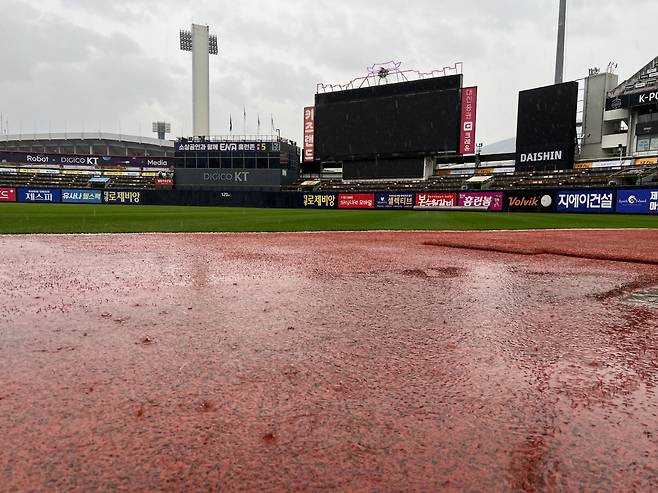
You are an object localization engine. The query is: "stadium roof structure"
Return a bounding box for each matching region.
[608,56,658,98]
[0,132,174,157]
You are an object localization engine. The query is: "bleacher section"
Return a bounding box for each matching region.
[0,165,171,190]
[287,162,658,193]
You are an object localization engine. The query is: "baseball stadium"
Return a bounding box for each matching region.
[1,7,657,493]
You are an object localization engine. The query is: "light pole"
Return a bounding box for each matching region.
[152,122,171,141]
[180,24,219,138]
[555,0,567,84]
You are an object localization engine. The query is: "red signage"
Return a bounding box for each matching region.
[460,87,478,155]
[0,188,16,202]
[303,106,315,163]
[154,178,174,186]
[338,193,375,209]
[415,193,457,208]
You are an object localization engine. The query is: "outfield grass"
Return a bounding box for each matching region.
[0,203,657,234]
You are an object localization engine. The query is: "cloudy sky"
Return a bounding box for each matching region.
[0,0,656,147]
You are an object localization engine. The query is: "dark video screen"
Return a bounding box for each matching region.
[315,75,462,160]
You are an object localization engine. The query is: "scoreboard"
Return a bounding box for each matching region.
[175,139,298,170]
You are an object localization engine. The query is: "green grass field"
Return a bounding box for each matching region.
[0,203,657,234]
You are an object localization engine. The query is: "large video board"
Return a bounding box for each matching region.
[515,82,578,172]
[314,75,462,161]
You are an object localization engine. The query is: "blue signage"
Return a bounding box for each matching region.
[17,188,61,203]
[375,193,415,209]
[0,151,173,168]
[556,190,615,213]
[616,189,658,214]
[62,189,102,204]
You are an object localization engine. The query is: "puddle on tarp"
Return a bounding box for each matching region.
[624,287,658,308]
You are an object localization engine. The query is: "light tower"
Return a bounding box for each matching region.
[554,0,567,84]
[180,24,218,137]
[152,121,171,140]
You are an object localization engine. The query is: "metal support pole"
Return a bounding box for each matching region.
[554,0,567,84]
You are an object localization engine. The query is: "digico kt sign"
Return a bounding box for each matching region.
[203,171,250,182]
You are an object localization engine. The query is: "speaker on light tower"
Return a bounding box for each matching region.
[180,24,219,138]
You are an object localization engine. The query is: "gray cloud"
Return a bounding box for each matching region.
[1,0,657,147]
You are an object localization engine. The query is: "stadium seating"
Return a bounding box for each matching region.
[287,164,658,193]
[0,165,170,190]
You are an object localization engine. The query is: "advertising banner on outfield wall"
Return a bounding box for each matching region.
[415,193,457,208]
[556,190,615,213]
[459,192,503,211]
[505,191,555,212]
[375,193,415,209]
[17,188,61,203]
[616,189,658,214]
[338,194,374,209]
[301,193,337,209]
[0,187,16,202]
[62,190,103,204]
[459,87,478,155]
[104,191,141,205]
[303,107,315,163]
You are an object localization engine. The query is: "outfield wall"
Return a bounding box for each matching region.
[0,187,657,214]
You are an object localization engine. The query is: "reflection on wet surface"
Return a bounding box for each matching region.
[625,287,658,308]
[0,230,656,492]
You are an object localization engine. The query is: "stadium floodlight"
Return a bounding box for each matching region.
[152,121,172,140]
[209,34,218,55]
[179,30,193,51]
[180,24,219,137]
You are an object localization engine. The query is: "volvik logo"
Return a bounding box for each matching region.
[509,197,539,207]
[508,194,553,210]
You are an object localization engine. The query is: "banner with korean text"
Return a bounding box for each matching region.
[303,107,315,163]
[103,191,142,205]
[17,188,61,203]
[556,190,615,213]
[338,194,374,209]
[459,192,504,211]
[375,193,415,209]
[301,193,337,209]
[62,190,102,204]
[459,87,478,155]
[415,193,457,209]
